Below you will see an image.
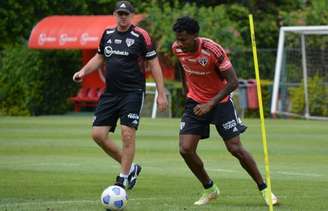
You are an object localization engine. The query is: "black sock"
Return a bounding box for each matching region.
[203,180,213,189]
[258,182,267,191]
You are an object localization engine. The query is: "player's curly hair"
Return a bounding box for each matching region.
[172,16,199,34]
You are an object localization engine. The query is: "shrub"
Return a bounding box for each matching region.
[289,75,328,116]
[0,44,80,116]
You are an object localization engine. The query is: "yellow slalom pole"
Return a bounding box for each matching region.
[248,14,273,211]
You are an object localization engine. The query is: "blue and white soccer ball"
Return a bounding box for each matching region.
[101,185,128,211]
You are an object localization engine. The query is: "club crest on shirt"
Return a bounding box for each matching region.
[126,38,135,47]
[198,57,208,66]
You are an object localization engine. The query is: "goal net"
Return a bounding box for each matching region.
[271,26,328,120]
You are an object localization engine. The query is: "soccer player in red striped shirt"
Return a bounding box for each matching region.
[172,16,277,206]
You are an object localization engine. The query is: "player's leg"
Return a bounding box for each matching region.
[224,136,264,186]
[91,94,122,163]
[213,100,263,185]
[214,99,278,205]
[179,98,219,205]
[179,134,220,205]
[91,126,121,163]
[120,125,136,175]
[179,134,210,186]
[91,126,138,188]
[91,94,139,188]
[116,91,144,189]
[115,125,136,188]
[224,136,278,205]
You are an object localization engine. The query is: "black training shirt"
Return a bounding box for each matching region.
[98,25,157,93]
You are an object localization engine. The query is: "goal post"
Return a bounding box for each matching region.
[271,26,328,120]
[142,82,172,119]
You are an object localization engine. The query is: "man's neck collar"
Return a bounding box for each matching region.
[117,24,132,32]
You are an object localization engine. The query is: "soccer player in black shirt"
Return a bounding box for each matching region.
[73,0,168,189]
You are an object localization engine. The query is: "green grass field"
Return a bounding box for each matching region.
[0,116,327,211]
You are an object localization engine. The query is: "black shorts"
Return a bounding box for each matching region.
[92,91,144,132]
[179,98,247,141]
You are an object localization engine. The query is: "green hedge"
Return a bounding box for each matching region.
[289,75,328,117]
[0,44,80,116]
[165,80,184,118]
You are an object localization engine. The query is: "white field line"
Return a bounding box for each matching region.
[145,165,324,178]
[0,197,173,207]
[1,162,324,178]
[208,168,323,177]
[0,200,97,207]
[208,168,324,177]
[0,162,81,168]
[0,194,290,208]
[274,171,322,177]
[208,168,238,173]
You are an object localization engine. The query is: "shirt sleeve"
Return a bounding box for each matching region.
[135,27,157,60]
[97,30,107,55]
[143,37,157,60]
[171,41,178,56]
[213,45,232,71]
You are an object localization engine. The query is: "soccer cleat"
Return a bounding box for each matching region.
[194,184,220,205]
[127,164,142,190]
[114,176,128,189]
[261,188,278,206]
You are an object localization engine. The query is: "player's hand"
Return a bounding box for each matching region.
[193,102,214,116]
[73,71,84,83]
[157,93,168,112]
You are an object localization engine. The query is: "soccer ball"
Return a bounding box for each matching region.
[101,185,128,211]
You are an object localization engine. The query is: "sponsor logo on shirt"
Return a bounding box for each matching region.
[182,65,211,76]
[114,39,122,44]
[104,46,113,57]
[104,46,129,57]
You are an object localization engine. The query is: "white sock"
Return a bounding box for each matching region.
[129,163,135,174]
[119,173,129,179]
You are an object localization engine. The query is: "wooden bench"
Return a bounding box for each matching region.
[70,87,105,112]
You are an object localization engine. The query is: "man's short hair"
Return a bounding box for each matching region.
[172,16,200,34]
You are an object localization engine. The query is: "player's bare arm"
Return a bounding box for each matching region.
[193,67,238,116]
[73,54,105,82]
[147,57,168,112]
